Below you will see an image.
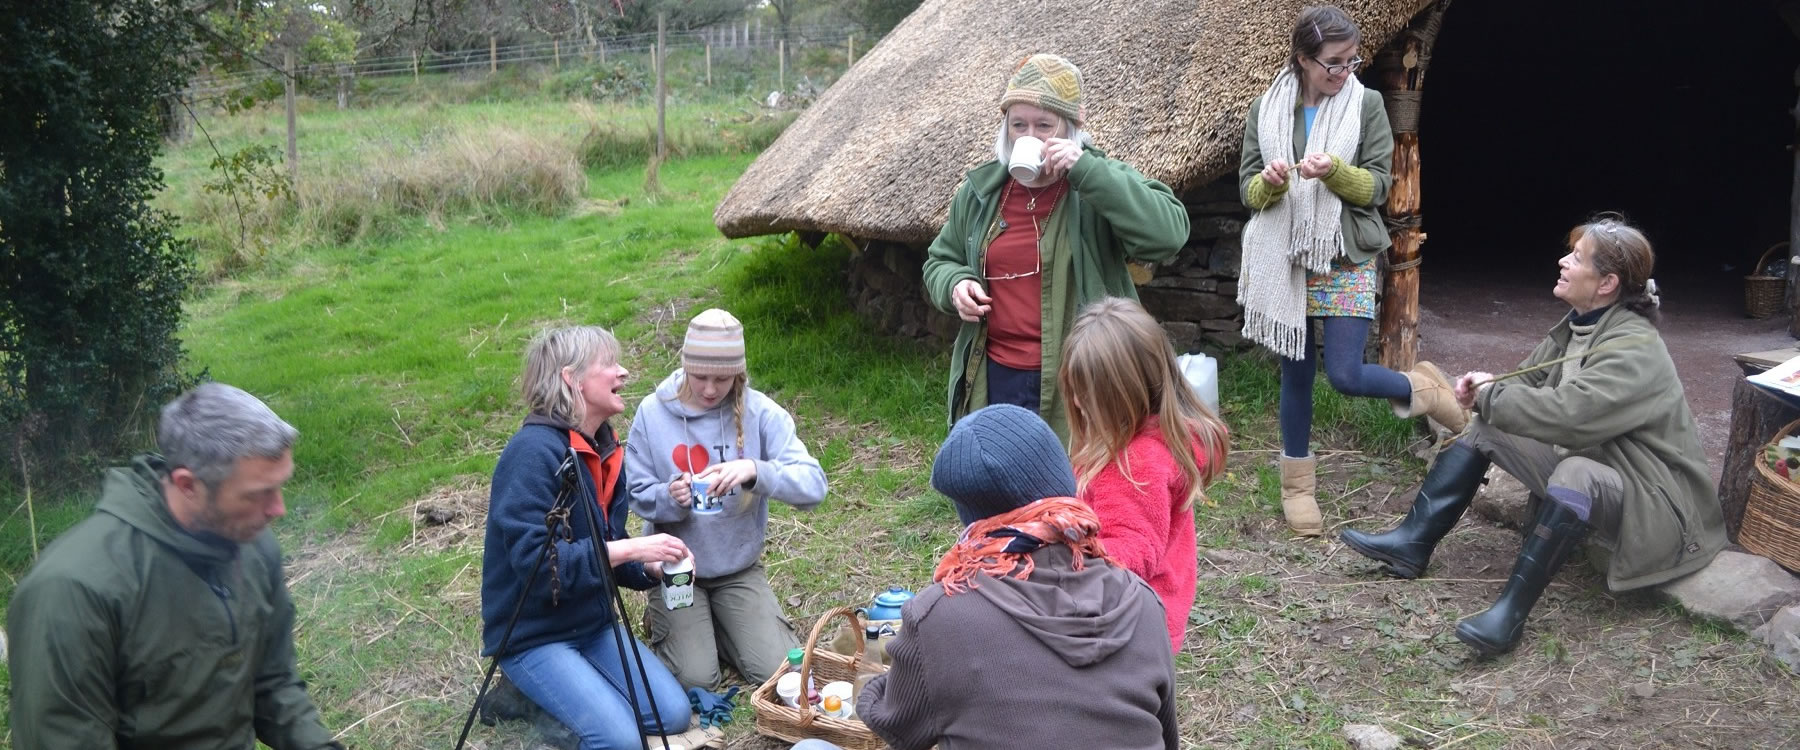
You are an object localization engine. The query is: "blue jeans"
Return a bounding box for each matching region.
[500,623,693,750]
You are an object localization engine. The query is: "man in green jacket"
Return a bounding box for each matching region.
[7,383,342,749]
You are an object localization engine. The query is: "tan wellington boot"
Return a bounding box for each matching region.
[1280,454,1323,536]
[1391,360,1469,433]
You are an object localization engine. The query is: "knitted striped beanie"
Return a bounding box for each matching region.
[682,308,746,376]
[998,54,1083,126]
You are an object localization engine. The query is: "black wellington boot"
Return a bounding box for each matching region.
[1340,442,1489,579]
[1456,500,1590,657]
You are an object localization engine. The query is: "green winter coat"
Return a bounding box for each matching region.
[922,146,1190,439]
[1476,307,1726,591]
[5,455,340,750]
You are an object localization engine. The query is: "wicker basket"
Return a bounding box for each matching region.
[751,606,889,750]
[1743,418,1800,571]
[1744,242,1789,319]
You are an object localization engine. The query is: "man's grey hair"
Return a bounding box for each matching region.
[158,383,298,486]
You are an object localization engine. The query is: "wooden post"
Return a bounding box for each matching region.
[778,39,785,91]
[599,40,606,64]
[1375,3,1448,371]
[705,43,712,86]
[848,35,855,68]
[554,39,561,69]
[489,35,497,74]
[284,48,298,185]
[412,50,419,82]
[656,13,667,161]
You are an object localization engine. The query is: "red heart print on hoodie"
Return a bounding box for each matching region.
[671,444,711,475]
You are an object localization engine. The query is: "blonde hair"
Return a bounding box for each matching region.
[1059,298,1229,510]
[522,326,620,427]
[671,372,749,456]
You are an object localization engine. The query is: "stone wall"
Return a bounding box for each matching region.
[842,173,1254,353]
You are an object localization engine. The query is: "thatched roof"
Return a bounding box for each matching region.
[715,0,1429,244]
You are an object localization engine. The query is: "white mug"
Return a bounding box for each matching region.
[1008,136,1046,182]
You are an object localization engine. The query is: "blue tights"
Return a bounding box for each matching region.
[1279,317,1412,458]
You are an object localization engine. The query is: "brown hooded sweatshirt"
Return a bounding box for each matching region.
[856,545,1178,750]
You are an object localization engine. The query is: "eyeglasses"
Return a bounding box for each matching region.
[1311,56,1365,76]
[983,215,1043,281]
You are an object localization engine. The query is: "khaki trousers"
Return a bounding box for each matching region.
[645,563,797,690]
[1464,417,1624,543]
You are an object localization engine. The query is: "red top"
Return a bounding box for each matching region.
[1078,419,1206,651]
[984,179,1065,370]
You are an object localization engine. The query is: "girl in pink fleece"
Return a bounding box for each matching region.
[1059,298,1230,650]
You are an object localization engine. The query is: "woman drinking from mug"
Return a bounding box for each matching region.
[1340,216,1726,656]
[1237,5,1466,536]
[923,53,1190,441]
[481,326,693,750]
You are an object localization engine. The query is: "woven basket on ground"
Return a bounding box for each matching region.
[751,606,888,750]
[1744,242,1789,319]
[1743,418,1800,571]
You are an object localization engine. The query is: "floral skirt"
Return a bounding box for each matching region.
[1306,255,1379,319]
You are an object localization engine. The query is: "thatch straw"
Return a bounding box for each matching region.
[714,0,1428,244]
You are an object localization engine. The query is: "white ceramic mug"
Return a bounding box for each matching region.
[1008,136,1046,182]
[691,477,722,515]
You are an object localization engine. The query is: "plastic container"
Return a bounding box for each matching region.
[661,554,695,610]
[775,671,803,708]
[1176,352,1220,414]
[819,681,855,718]
[786,647,819,702]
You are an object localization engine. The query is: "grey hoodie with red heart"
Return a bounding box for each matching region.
[626,369,827,579]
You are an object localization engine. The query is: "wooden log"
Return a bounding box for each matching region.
[1377,33,1425,371]
[1720,371,1800,542]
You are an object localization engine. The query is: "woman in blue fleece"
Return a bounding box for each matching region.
[628,309,828,689]
[481,325,692,750]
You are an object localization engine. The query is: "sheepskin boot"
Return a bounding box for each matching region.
[1391,360,1469,433]
[1280,454,1323,537]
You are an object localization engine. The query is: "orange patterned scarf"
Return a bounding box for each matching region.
[932,497,1112,596]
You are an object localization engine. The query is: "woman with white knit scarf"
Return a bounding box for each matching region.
[1236,5,1466,536]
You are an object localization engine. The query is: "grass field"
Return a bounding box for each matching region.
[1,79,1796,749]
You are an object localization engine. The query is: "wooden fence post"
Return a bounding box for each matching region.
[554,40,561,69]
[412,50,419,82]
[284,48,298,185]
[1376,1,1449,371]
[778,39,785,91]
[489,35,497,74]
[848,36,855,68]
[705,43,712,86]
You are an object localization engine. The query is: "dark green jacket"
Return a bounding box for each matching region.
[1237,89,1394,264]
[922,146,1189,439]
[1477,307,1726,590]
[5,455,339,750]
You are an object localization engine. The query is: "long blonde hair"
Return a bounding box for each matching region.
[671,372,748,456]
[522,326,620,427]
[1059,298,1229,510]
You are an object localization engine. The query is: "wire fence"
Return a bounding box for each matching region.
[184,23,869,99]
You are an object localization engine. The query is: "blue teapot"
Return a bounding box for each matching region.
[859,586,915,622]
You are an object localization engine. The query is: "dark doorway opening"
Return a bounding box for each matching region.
[1424,0,1799,281]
